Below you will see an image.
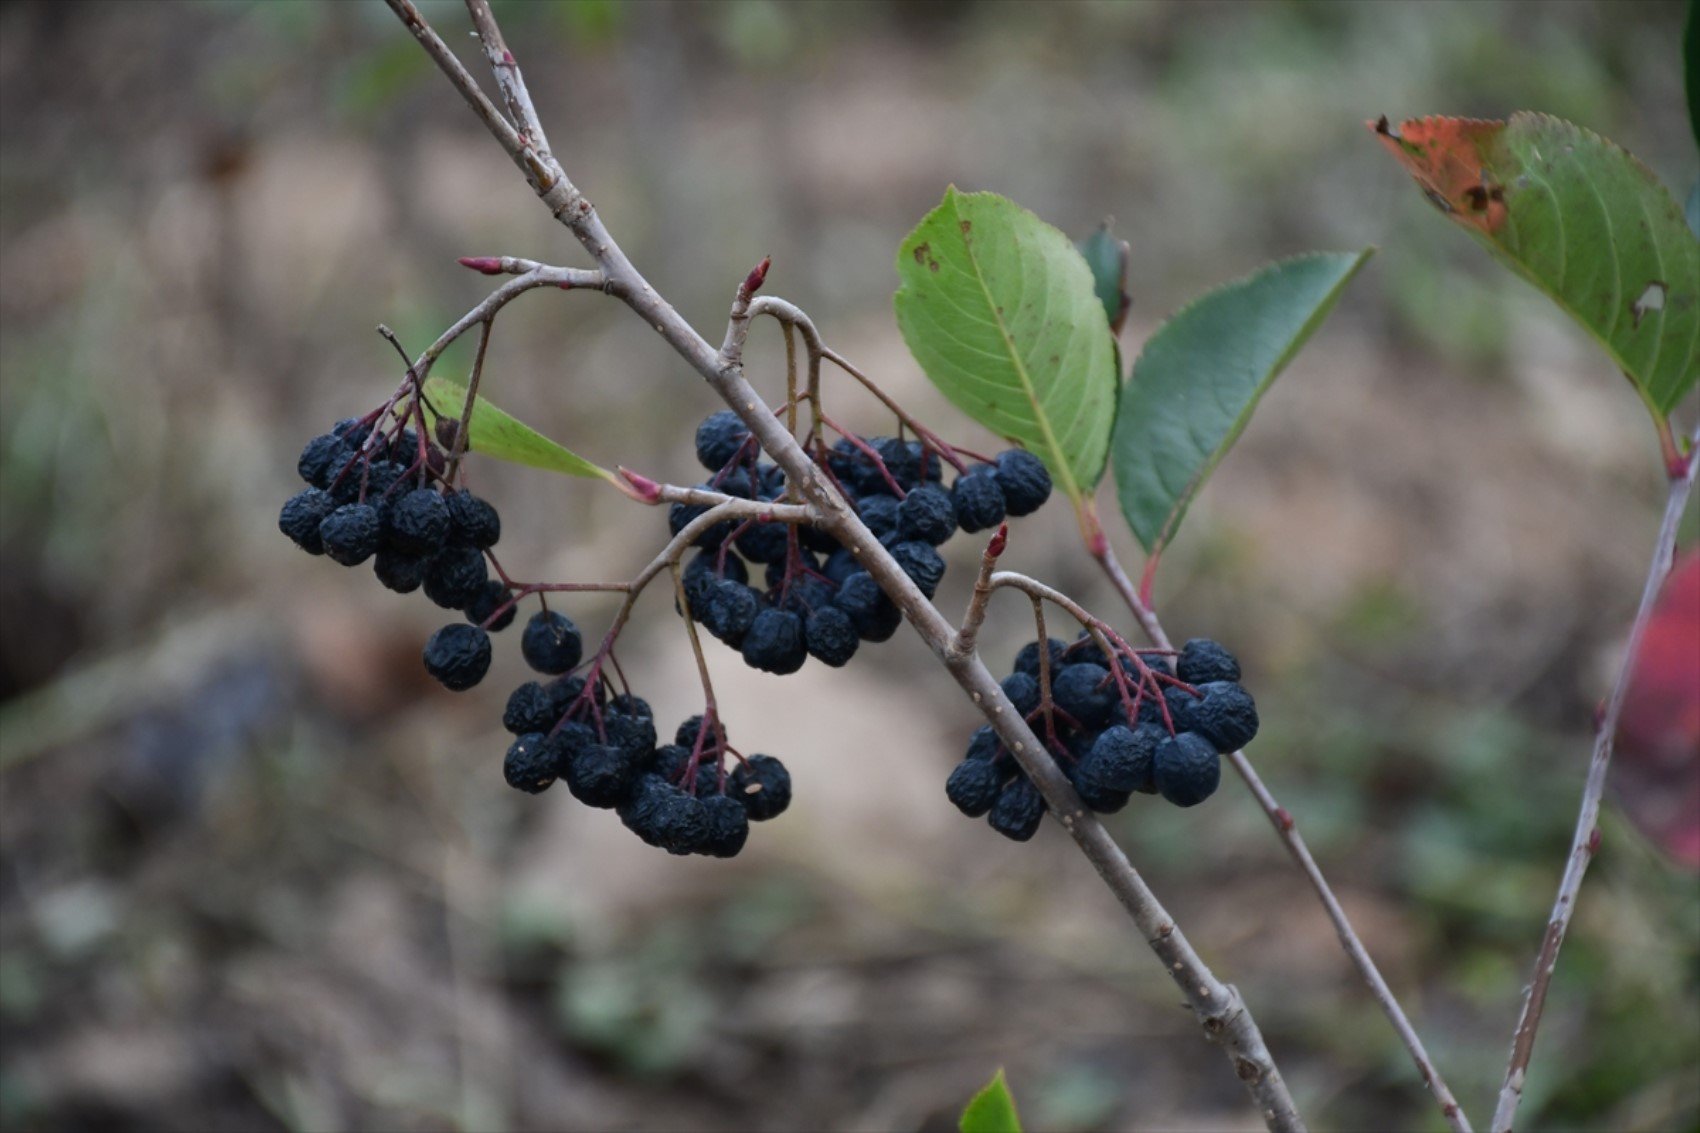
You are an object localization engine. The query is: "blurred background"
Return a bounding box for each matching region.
[1,1,1696,1130]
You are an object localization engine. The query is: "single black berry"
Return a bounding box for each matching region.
[951,465,1007,533]
[373,547,428,593]
[604,710,658,764]
[730,754,791,820]
[423,544,490,610]
[965,725,1002,762]
[297,433,352,489]
[946,759,1003,817]
[804,605,858,667]
[889,540,945,599]
[1013,638,1067,679]
[822,548,860,585]
[777,574,837,618]
[444,490,501,549]
[464,580,517,631]
[988,777,1045,841]
[649,744,693,781]
[675,714,708,750]
[1185,681,1259,752]
[386,487,451,555]
[564,743,638,808]
[423,623,492,691]
[279,488,337,554]
[1051,663,1114,729]
[503,682,559,735]
[654,790,710,854]
[319,503,381,566]
[735,519,791,565]
[833,571,902,642]
[993,449,1051,516]
[618,774,672,845]
[873,436,921,490]
[1071,724,1156,811]
[699,794,750,857]
[897,483,957,545]
[695,410,751,470]
[521,610,583,675]
[741,608,807,675]
[855,494,900,540]
[701,580,760,647]
[503,732,559,794]
[1001,671,1040,717]
[1153,732,1221,807]
[1176,638,1242,685]
[683,550,748,615]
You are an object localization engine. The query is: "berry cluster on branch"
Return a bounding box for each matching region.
[949,635,1258,840]
[672,408,1052,674]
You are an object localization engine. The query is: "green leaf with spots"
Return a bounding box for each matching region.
[895,188,1120,501]
[1113,250,1372,554]
[1077,221,1132,334]
[959,1069,1023,1133]
[421,375,614,482]
[1373,113,1700,423]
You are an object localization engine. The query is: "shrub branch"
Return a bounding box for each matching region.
[385,0,1306,1125]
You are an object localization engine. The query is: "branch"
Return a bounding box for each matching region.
[1491,416,1700,1133]
[389,6,1304,1128]
[411,265,606,380]
[1088,525,1470,1131]
[463,0,553,159]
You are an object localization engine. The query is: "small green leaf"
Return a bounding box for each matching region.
[1077,221,1132,334]
[1113,250,1371,554]
[421,375,614,482]
[895,188,1120,500]
[1373,113,1700,423]
[960,1069,1023,1133]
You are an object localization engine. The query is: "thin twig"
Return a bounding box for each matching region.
[1087,525,1470,1132]
[1492,416,1700,1133]
[951,525,1009,661]
[464,0,552,158]
[444,317,494,483]
[389,6,1305,1127]
[410,266,605,381]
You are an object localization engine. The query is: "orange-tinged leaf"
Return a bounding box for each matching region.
[1371,116,1509,235]
[1371,112,1699,424]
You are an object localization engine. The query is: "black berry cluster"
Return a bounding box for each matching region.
[280,405,792,859]
[497,635,790,858]
[671,410,1052,674]
[946,636,1258,841]
[280,413,512,694]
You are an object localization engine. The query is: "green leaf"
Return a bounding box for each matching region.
[1373,113,1700,422]
[959,1069,1023,1133]
[1076,221,1132,334]
[1113,250,1372,554]
[895,188,1120,500]
[421,375,614,482]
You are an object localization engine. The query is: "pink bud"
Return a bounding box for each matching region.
[742,256,771,297]
[617,468,663,504]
